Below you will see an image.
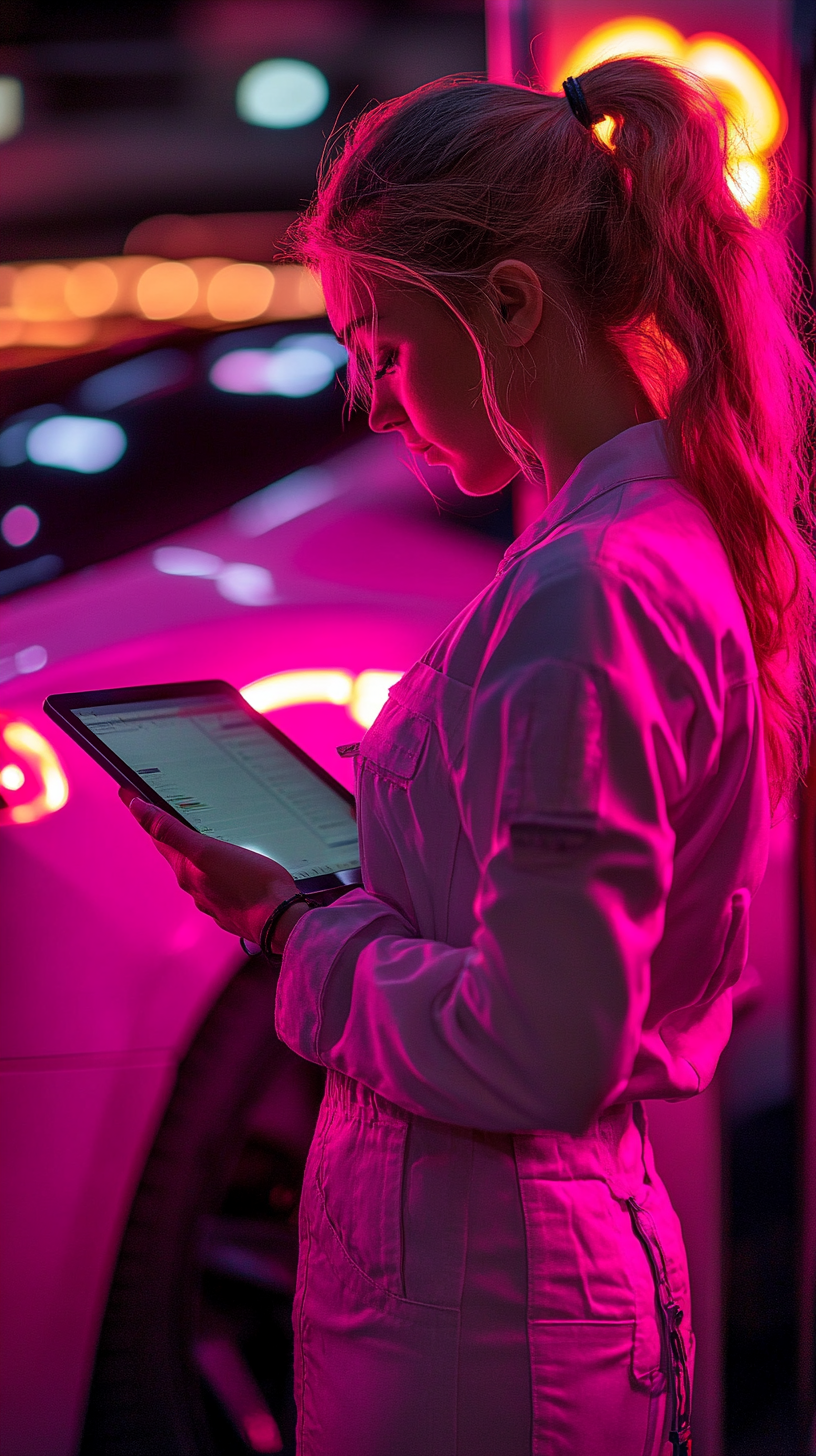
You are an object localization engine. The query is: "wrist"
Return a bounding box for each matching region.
[273,899,312,953]
[258,894,314,958]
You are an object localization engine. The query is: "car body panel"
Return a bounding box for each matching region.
[0,433,505,1456]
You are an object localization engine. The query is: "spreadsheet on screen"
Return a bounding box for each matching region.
[75,694,359,878]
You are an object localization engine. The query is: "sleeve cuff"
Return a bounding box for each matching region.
[274,889,414,1063]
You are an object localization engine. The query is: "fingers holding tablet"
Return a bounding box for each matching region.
[119,783,299,943]
[45,678,361,947]
[120,785,200,853]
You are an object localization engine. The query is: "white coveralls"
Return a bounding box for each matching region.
[275,421,770,1455]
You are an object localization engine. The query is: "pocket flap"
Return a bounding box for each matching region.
[359,699,430,782]
[389,661,472,771]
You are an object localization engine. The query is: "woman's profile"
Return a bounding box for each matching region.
[123,58,816,1454]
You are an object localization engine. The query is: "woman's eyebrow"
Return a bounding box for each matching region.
[338,314,372,346]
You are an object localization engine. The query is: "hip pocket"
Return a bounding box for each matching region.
[530,1319,665,1456]
[314,1102,408,1297]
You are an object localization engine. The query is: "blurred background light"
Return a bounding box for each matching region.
[729,156,768,211]
[215,562,275,606]
[349,671,403,728]
[78,350,192,410]
[0,76,23,142]
[560,16,685,74]
[26,416,127,473]
[0,257,323,348]
[0,423,34,466]
[153,546,223,577]
[0,406,64,465]
[555,19,786,220]
[207,264,275,322]
[242,669,354,713]
[210,333,346,397]
[0,763,25,791]
[1,506,40,547]
[685,33,785,152]
[1,719,68,822]
[235,59,329,130]
[278,333,347,367]
[231,466,337,537]
[0,556,62,599]
[13,265,73,322]
[64,261,119,317]
[136,261,199,319]
[240,668,403,725]
[0,644,49,686]
[152,547,275,606]
[14,644,47,674]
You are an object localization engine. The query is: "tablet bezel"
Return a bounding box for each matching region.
[44,678,361,892]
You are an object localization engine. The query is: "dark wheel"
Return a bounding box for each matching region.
[81,954,324,1456]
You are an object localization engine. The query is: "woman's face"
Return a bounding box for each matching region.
[324,275,518,497]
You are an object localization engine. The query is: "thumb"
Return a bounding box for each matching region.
[119,787,203,858]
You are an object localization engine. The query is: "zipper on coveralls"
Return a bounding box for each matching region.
[626,1197,693,1455]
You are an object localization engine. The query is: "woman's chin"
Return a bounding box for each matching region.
[452,464,518,498]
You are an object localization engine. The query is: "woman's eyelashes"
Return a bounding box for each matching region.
[373,349,398,381]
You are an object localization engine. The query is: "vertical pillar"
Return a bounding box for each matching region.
[797,748,816,1443]
[485,0,534,83]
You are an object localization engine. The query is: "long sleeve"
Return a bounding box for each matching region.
[275,565,691,1134]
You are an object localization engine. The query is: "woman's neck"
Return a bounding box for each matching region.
[522,325,658,501]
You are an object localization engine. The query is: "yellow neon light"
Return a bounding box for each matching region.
[562,17,686,77]
[1,719,69,824]
[349,671,403,729]
[556,17,786,219]
[685,35,785,154]
[727,155,769,212]
[241,668,403,728]
[593,115,617,150]
[242,669,354,714]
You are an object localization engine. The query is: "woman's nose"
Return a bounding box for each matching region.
[368,383,404,436]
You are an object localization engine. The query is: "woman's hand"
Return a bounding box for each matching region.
[120,787,302,946]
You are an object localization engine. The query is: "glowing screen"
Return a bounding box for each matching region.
[73,693,359,880]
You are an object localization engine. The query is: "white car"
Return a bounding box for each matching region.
[0,430,511,1456]
[0,427,795,1456]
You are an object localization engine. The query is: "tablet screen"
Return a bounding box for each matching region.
[72,691,359,880]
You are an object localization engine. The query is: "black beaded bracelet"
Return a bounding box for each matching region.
[259,893,312,958]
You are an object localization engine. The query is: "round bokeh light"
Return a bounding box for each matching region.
[236,59,329,129]
[0,763,25,791]
[1,504,39,547]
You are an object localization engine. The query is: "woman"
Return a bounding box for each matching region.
[123,59,816,1454]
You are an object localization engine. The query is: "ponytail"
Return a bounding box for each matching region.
[294,60,816,804]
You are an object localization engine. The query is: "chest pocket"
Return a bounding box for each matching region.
[358,696,431,786]
[358,661,472,787]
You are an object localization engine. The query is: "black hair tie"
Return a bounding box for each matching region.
[562,75,593,130]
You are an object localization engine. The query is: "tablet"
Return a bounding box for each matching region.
[44,679,361,892]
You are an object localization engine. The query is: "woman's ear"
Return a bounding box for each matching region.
[488,260,544,346]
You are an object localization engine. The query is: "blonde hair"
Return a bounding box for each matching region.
[292,61,816,805]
